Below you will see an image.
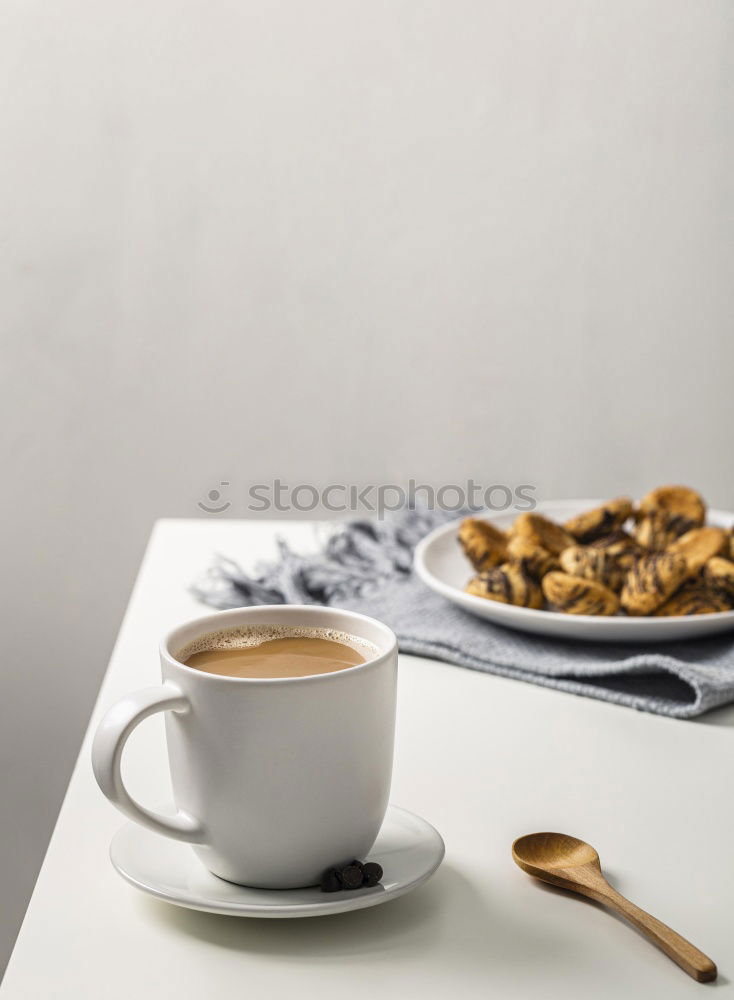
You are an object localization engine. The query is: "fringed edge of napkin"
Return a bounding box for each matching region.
[191,507,462,610]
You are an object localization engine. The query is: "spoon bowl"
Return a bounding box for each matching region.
[512,832,716,984]
[513,832,600,872]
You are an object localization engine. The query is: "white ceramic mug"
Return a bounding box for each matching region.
[92,604,398,888]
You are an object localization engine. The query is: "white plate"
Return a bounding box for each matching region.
[414,499,734,642]
[110,804,444,918]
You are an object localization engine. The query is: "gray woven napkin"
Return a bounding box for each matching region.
[192,508,734,718]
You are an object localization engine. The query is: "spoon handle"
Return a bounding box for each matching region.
[600,885,716,983]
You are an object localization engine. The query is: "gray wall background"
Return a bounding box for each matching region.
[1,0,733,977]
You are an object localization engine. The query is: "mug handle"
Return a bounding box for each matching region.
[92,684,206,843]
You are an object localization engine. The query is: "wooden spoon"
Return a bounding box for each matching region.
[512,832,716,983]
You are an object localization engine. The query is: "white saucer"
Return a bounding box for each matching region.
[110,805,445,918]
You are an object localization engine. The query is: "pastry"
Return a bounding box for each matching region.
[634,511,693,550]
[458,518,507,572]
[465,563,543,609]
[564,497,633,544]
[620,552,688,616]
[638,484,706,526]
[511,513,575,556]
[589,529,641,569]
[541,572,619,616]
[667,526,727,573]
[656,579,731,616]
[704,557,734,602]
[559,546,624,592]
[505,535,559,578]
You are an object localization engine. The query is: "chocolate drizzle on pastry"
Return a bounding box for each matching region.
[458,518,508,572]
[620,552,688,615]
[465,562,543,609]
[541,572,619,616]
[564,497,633,545]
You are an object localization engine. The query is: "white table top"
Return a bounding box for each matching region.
[3,519,733,998]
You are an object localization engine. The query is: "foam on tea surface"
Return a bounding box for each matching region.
[177,625,379,679]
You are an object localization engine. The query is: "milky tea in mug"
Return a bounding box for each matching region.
[92,605,398,888]
[181,624,376,679]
